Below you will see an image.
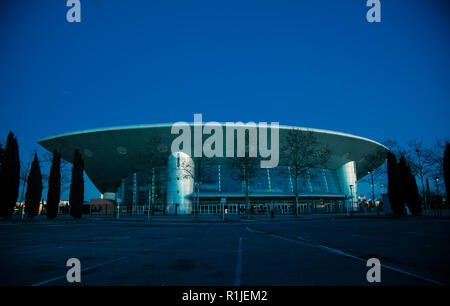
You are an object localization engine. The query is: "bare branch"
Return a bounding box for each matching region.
[281,129,330,178]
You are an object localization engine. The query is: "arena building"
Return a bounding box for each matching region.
[38,123,387,216]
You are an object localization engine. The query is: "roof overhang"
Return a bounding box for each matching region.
[38,124,388,193]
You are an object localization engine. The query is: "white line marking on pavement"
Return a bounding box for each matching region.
[32,238,183,286]
[234,237,243,286]
[245,227,264,234]
[246,227,446,286]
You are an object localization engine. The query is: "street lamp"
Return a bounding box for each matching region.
[415,148,428,212]
[349,184,354,216]
[434,177,442,217]
[434,177,440,197]
[368,170,375,208]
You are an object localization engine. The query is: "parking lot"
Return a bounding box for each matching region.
[1,217,449,286]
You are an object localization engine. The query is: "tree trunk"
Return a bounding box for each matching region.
[196,184,200,216]
[246,178,250,218]
[147,181,153,220]
[295,175,299,216]
[371,173,375,214]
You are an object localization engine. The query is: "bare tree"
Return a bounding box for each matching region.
[407,141,434,210]
[282,129,330,216]
[382,139,448,212]
[18,153,33,219]
[178,157,214,216]
[18,152,57,218]
[379,139,408,196]
[382,139,409,161]
[424,138,449,197]
[229,144,260,218]
[361,149,387,206]
[125,136,166,217]
[41,151,71,193]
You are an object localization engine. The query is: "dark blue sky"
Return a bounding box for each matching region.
[1,0,449,200]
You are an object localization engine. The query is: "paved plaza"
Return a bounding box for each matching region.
[1,216,449,286]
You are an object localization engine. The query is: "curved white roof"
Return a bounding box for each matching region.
[38,124,387,193]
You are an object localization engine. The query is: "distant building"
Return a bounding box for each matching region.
[89,198,115,215]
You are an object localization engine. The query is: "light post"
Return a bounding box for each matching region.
[147,172,153,221]
[151,167,156,219]
[434,177,440,197]
[221,198,226,222]
[117,178,124,220]
[349,184,354,216]
[368,170,375,210]
[116,189,121,220]
[415,148,428,213]
[378,183,384,215]
[21,203,25,220]
[434,177,441,217]
[19,158,32,220]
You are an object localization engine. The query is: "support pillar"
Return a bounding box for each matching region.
[337,161,357,214]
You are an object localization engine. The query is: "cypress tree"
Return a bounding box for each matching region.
[0,144,3,212]
[426,178,433,212]
[0,144,3,166]
[0,144,3,179]
[398,156,422,216]
[24,153,43,219]
[398,157,409,211]
[406,163,421,215]
[46,150,61,219]
[0,132,20,219]
[69,149,84,219]
[387,151,405,216]
[444,142,450,202]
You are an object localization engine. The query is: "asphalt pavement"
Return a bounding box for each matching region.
[1,216,449,286]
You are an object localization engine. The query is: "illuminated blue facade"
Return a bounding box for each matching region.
[117,158,348,215]
[38,123,388,215]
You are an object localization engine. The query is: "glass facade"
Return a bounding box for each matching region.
[118,161,343,211]
[269,167,291,193]
[198,164,220,193]
[220,164,243,194]
[118,166,168,213]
